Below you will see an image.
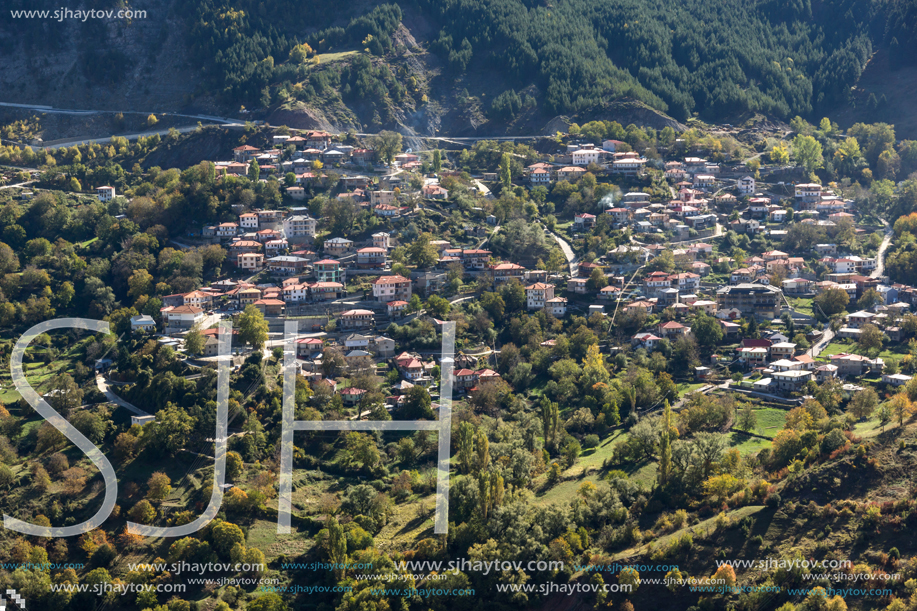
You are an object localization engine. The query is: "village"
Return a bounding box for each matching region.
[80,125,913,417]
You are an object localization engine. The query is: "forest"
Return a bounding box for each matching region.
[177,0,917,121]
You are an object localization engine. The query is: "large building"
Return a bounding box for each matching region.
[282,215,317,242]
[715,283,783,319]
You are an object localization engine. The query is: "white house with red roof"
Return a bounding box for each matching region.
[526,283,555,310]
[574,213,597,230]
[97,186,116,202]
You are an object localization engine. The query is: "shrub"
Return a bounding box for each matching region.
[767,493,782,507]
[583,434,600,449]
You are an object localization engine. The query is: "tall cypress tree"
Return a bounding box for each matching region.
[657,400,673,488]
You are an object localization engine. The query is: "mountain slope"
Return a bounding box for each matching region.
[2,0,917,134]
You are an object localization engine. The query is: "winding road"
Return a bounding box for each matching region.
[95,374,151,418]
[870,219,893,279]
[547,230,578,276]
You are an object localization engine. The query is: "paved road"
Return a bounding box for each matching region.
[472,179,495,200]
[40,125,238,150]
[809,326,835,359]
[870,219,893,279]
[0,180,35,190]
[95,374,151,418]
[0,101,239,124]
[548,230,578,276]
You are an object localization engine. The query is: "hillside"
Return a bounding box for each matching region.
[3,0,917,137]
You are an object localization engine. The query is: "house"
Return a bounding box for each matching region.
[716,283,783,319]
[737,176,755,195]
[240,213,259,230]
[233,145,260,162]
[460,249,491,270]
[343,333,372,351]
[829,353,884,377]
[162,305,204,333]
[610,157,647,176]
[556,166,587,181]
[94,185,117,203]
[770,342,797,360]
[388,300,409,317]
[738,347,769,368]
[669,272,701,293]
[412,270,447,297]
[371,336,396,358]
[546,297,567,317]
[267,256,309,276]
[844,311,876,329]
[352,148,375,165]
[567,277,588,294]
[374,204,401,217]
[340,387,367,407]
[236,287,262,307]
[488,263,526,285]
[254,299,285,316]
[691,300,717,315]
[605,207,632,225]
[572,149,601,166]
[305,130,332,149]
[795,183,822,206]
[255,228,282,243]
[283,283,309,302]
[883,373,913,387]
[339,309,375,330]
[265,239,289,256]
[237,252,264,271]
[632,333,662,350]
[356,247,387,269]
[230,240,262,261]
[599,285,622,301]
[453,369,477,392]
[693,174,715,189]
[602,139,625,152]
[658,321,690,339]
[624,300,655,314]
[529,168,552,184]
[373,232,391,250]
[369,190,397,206]
[816,364,839,382]
[309,281,345,301]
[373,275,412,302]
[313,259,343,283]
[216,222,239,238]
[773,370,813,394]
[526,283,555,310]
[574,213,597,230]
[422,184,449,200]
[782,278,813,294]
[324,237,353,257]
[130,314,156,333]
[283,215,317,242]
